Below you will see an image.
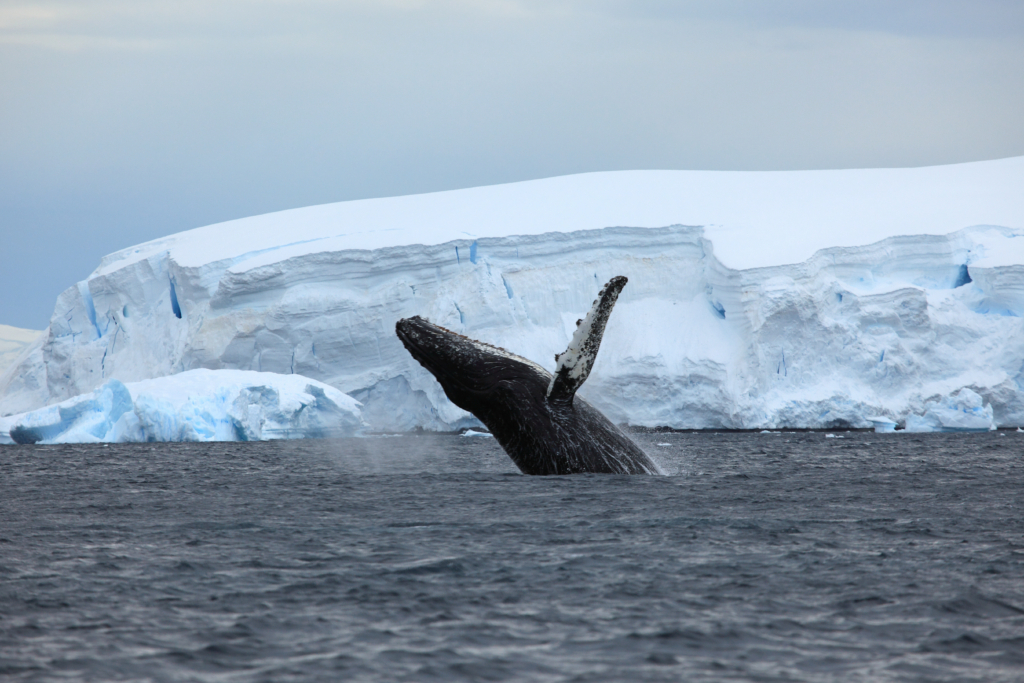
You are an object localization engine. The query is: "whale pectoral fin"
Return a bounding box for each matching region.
[547,276,628,403]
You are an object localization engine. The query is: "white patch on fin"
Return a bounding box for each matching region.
[547,276,627,402]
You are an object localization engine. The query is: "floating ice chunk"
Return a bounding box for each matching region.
[2,379,133,445]
[461,429,494,438]
[903,388,995,433]
[0,369,363,444]
[825,433,836,438]
[865,416,898,433]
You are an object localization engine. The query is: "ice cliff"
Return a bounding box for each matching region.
[2,157,1023,432]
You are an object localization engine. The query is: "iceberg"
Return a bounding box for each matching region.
[2,158,1024,432]
[903,388,996,433]
[461,430,495,438]
[0,369,363,445]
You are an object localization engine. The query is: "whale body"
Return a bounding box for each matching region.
[396,276,661,475]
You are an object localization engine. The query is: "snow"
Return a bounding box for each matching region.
[0,369,363,445]
[2,157,1024,434]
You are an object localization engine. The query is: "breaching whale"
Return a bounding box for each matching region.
[395,276,662,475]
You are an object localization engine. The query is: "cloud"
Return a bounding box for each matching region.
[0,0,555,51]
[600,0,1024,39]
[5,0,1019,53]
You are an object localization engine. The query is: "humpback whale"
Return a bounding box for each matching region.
[395,276,661,475]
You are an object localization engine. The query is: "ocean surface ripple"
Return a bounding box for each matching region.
[2,431,1023,681]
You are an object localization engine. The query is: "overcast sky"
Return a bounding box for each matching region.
[2,0,1023,328]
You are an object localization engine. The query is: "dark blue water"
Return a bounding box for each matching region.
[2,431,1023,681]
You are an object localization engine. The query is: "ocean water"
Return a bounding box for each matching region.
[1,431,1023,682]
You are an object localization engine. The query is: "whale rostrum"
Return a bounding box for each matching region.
[395,276,662,475]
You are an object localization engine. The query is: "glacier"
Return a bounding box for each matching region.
[2,157,1024,435]
[0,369,363,445]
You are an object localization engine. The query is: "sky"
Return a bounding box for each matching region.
[2,0,1023,329]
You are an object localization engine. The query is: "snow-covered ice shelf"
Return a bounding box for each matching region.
[2,157,1023,434]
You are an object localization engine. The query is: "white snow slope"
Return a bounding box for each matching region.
[2,157,1023,431]
[0,325,42,376]
[0,369,363,444]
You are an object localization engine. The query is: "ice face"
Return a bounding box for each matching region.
[0,369,364,445]
[2,160,1024,432]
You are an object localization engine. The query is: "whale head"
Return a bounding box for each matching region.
[394,316,551,420]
